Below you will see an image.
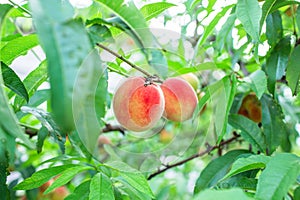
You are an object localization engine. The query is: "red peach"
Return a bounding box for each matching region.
[113,77,165,132]
[160,78,198,122]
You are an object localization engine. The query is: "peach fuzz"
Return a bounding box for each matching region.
[112,77,165,132]
[160,77,198,122]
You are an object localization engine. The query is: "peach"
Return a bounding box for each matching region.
[238,93,262,123]
[160,78,198,122]
[113,77,165,132]
[179,73,199,91]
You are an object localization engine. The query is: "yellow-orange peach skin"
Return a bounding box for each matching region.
[113,77,165,132]
[160,78,198,122]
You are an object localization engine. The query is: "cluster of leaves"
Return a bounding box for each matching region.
[0,0,300,199]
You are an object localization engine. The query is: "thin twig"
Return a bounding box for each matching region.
[147,134,241,180]
[96,43,163,84]
[8,0,31,15]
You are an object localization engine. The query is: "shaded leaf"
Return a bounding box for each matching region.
[266,10,283,47]
[265,37,291,95]
[229,114,266,152]
[1,62,28,101]
[0,4,12,25]
[36,126,48,154]
[216,13,236,51]
[236,0,261,42]
[0,128,9,199]
[261,94,286,154]
[89,173,114,200]
[14,165,77,190]
[148,49,168,78]
[245,70,267,99]
[140,2,176,21]
[286,45,300,95]
[260,0,278,33]
[256,153,300,200]
[0,69,34,149]
[194,149,249,194]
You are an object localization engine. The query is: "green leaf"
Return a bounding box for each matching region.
[36,126,48,154]
[106,161,154,198]
[216,13,236,51]
[171,62,218,76]
[195,188,253,200]
[236,0,261,42]
[270,1,300,13]
[256,153,300,200]
[224,155,270,180]
[1,62,29,101]
[266,11,283,47]
[30,0,94,132]
[195,5,233,50]
[294,186,300,200]
[194,149,249,194]
[265,37,291,95]
[87,24,112,44]
[95,0,153,47]
[20,106,66,153]
[260,0,278,33]
[286,45,300,95]
[140,2,176,21]
[89,173,114,200]
[0,69,34,149]
[0,4,12,25]
[65,180,90,200]
[0,34,39,64]
[0,128,9,199]
[44,165,93,194]
[148,49,168,78]
[209,75,237,143]
[115,177,151,200]
[14,60,48,109]
[261,94,286,154]
[296,6,300,33]
[229,114,266,152]
[14,164,77,190]
[72,50,106,153]
[245,70,267,99]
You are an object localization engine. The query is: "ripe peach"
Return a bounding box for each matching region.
[179,73,199,91]
[51,186,69,200]
[160,78,198,122]
[238,93,262,123]
[113,77,165,132]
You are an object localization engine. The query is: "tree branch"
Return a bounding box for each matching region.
[147,134,241,180]
[96,43,163,84]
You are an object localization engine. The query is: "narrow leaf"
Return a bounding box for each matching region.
[14,60,47,109]
[0,34,39,64]
[0,68,34,149]
[256,153,300,200]
[14,165,77,190]
[0,4,12,25]
[1,62,29,101]
[265,37,291,95]
[229,114,266,152]
[36,126,48,154]
[140,2,176,21]
[44,166,93,194]
[89,173,114,200]
[266,11,283,47]
[224,155,270,179]
[260,0,277,33]
[261,94,286,154]
[286,45,300,95]
[236,0,261,42]
[194,149,249,194]
[30,0,93,132]
[0,128,9,199]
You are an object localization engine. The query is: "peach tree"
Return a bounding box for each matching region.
[0,0,300,199]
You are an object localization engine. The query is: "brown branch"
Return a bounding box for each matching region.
[96,43,163,84]
[147,134,241,180]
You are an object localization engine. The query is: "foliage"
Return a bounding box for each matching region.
[0,0,300,199]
